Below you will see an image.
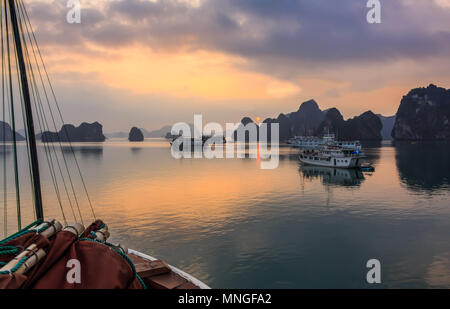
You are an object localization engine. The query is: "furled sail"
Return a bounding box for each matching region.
[0,220,145,289]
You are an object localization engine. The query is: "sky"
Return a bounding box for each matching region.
[22,0,450,131]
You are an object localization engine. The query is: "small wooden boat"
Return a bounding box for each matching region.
[299,144,365,169]
[128,250,210,289]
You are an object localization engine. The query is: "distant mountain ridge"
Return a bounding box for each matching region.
[392,84,450,140]
[141,125,172,138]
[104,131,128,139]
[234,84,450,142]
[0,121,25,141]
[41,122,106,142]
[36,84,449,143]
[262,99,325,140]
[235,99,382,141]
[316,109,382,140]
[106,125,173,139]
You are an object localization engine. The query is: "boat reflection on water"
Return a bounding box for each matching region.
[299,165,365,187]
[130,147,143,154]
[61,145,104,159]
[0,144,11,155]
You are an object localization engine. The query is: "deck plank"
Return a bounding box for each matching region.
[128,254,171,278]
[128,253,200,289]
[145,272,188,289]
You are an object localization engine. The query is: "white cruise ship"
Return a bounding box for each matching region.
[288,134,362,151]
[287,136,322,149]
[299,144,365,169]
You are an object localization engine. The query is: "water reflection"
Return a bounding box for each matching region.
[61,146,104,159]
[362,144,382,165]
[0,148,10,156]
[130,147,143,154]
[299,165,365,187]
[2,139,450,288]
[394,141,450,191]
[425,252,450,288]
[0,143,16,156]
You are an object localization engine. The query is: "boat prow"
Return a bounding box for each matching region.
[128,249,211,289]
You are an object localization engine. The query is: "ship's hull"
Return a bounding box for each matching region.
[290,138,321,149]
[293,143,320,149]
[128,249,211,289]
[299,154,363,169]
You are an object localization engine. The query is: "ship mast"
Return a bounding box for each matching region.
[7,0,44,220]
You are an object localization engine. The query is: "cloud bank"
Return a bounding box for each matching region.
[21,0,450,130]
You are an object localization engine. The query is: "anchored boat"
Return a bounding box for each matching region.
[289,133,362,151]
[0,0,209,289]
[299,144,365,169]
[287,136,321,149]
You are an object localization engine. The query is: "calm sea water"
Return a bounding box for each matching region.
[1,139,450,288]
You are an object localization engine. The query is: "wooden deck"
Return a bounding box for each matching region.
[128,253,200,289]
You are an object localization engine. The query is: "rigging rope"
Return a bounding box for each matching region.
[17,9,79,224]
[1,0,99,232]
[4,0,21,230]
[19,47,68,225]
[18,0,96,220]
[16,8,70,225]
[1,0,7,237]
[6,0,36,229]
[13,30,36,226]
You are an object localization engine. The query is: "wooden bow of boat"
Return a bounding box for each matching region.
[128,250,210,289]
[0,219,209,289]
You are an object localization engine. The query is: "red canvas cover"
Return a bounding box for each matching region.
[0,220,144,289]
